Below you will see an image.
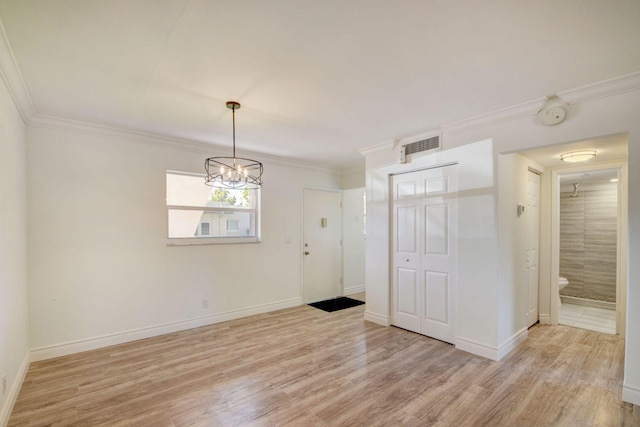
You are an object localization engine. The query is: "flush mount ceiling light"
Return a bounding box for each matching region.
[205,101,263,189]
[560,150,597,163]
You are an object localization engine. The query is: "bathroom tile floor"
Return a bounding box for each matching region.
[559,302,616,334]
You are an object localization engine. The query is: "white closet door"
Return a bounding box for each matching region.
[526,171,541,327]
[391,172,423,333]
[392,165,458,343]
[421,166,458,343]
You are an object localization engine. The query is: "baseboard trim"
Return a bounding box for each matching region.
[455,337,500,361]
[497,328,528,360]
[364,310,390,326]
[30,297,302,362]
[456,328,528,361]
[344,285,366,295]
[0,351,30,427]
[539,313,552,324]
[622,384,640,406]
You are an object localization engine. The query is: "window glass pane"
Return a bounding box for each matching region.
[200,222,211,236]
[209,188,257,209]
[168,209,256,238]
[167,172,257,209]
[166,173,212,207]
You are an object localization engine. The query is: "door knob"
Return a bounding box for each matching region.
[305,251,310,255]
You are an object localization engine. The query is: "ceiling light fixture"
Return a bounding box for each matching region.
[560,150,596,163]
[205,101,263,189]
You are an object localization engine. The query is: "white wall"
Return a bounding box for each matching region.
[0,76,29,423]
[341,167,365,190]
[26,123,342,359]
[497,153,545,349]
[627,128,640,405]
[362,76,640,392]
[342,187,365,295]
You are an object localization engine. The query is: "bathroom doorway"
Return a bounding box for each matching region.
[555,168,621,334]
[518,133,628,336]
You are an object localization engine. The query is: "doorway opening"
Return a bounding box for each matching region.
[518,133,628,336]
[556,167,623,335]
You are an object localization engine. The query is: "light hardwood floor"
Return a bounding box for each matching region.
[9,295,639,426]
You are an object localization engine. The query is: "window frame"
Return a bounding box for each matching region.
[166,170,261,246]
[197,221,212,236]
[226,219,240,231]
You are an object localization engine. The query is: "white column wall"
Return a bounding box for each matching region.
[626,130,640,405]
[0,77,29,422]
[342,187,366,295]
[497,153,545,353]
[26,124,341,358]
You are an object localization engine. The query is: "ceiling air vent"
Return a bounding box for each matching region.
[399,135,441,163]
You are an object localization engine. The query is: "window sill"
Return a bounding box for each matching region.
[167,237,261,246]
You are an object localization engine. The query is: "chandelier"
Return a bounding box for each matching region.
[205,101,263,189]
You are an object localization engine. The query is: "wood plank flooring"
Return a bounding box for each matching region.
[9,295,640,426]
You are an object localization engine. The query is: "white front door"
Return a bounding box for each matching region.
[526,170,541,327]
[392,164,458,344]
[303,189,342,303]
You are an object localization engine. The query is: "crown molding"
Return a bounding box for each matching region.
[367,71,640,145]
[0,16,35,123]
[442,97,547,134]
[442,72,640,134]
[358,139,395,156]
[558,71,640,104]
[29,114,341,174]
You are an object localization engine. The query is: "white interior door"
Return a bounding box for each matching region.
[526,170,540,327]
[303,189,342,303]
[392,173,422,333]
[392,165,458,344]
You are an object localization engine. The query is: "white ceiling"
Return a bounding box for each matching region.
[519,132,627,185]
[1,1,639,169]
[519,133,628,168]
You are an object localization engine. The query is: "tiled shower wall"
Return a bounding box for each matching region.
[559,183,617,302]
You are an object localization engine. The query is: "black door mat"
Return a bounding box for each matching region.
[308,296,365,313]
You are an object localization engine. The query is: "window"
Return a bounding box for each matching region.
[197,222,211,236]
[226,219,239,231]
[166,171,261,244]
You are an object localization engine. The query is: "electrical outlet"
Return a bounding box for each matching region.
[202,299,208,309]
[2,374,6,395]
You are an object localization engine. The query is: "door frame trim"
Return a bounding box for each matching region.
[389,161,458,177]
[549,160,627,335]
